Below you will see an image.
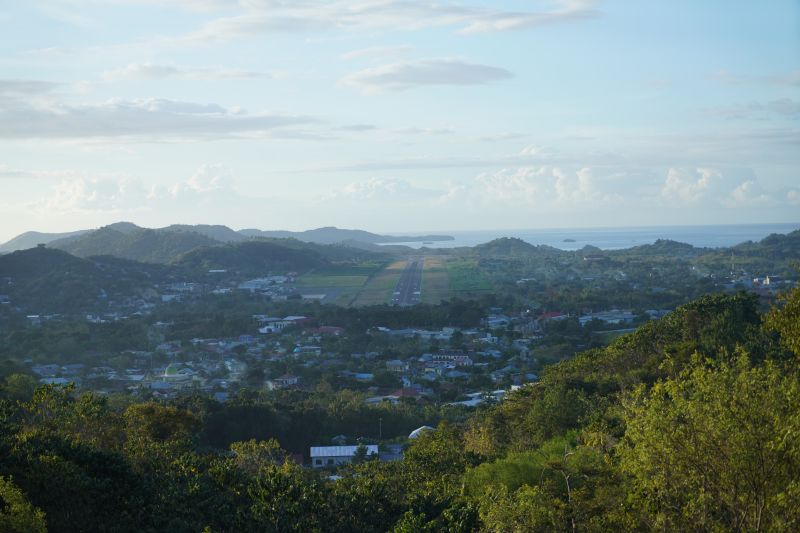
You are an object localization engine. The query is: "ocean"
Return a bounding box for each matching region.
[380,223,800,251]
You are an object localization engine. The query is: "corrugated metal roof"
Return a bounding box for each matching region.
[310,445,379,458]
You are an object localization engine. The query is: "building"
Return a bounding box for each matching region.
[310,445,379,468]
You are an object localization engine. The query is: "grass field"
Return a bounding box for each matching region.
[422,256,450,304]
[351,260,407,306]
[446,259,493,295]
[296,262,384,305]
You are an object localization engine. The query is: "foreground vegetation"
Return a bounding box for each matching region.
[0,286,798,532]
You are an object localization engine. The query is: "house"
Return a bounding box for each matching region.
[310,445,379,468]
[386,359,408,373]
[268,374,299,390]
[408,426,434,439]
[256,315,310,333]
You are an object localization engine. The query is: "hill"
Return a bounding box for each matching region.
[0,247,157,313]
[0,229,91,253]
[161,224,248,243]
[49,226,219,264]
[238,226,454,245]
[176,240,330,275]
[473,237,563,258]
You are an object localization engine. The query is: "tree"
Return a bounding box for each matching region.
[1,374,38,403]
[765,285,800,358]
[0,476,47,533]
[620,351,800,531]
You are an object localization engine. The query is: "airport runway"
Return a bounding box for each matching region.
[390,258,423,306]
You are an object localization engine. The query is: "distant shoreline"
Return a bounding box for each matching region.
[378,222,800,251]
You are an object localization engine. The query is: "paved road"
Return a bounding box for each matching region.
[390,257,423,306]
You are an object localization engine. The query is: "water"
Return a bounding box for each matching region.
[379,223,800,251]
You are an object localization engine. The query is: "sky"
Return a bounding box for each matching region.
[0,0,798,241]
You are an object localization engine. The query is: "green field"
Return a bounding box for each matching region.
[446,259,493,295]
[422,256,450,304]
[296,262,384,305]
[351,260,407,306]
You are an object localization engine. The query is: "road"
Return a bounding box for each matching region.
[390,257,423,306]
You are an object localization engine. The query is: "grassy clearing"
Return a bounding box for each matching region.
[422,256,450,304]
[295,262,385,305]
[446,259,493,295]
[296,275,369,288]
[352,260,407,306]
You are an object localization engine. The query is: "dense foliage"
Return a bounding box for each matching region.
[0,288,798,531]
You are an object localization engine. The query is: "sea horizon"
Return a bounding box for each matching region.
[380,222,800,251]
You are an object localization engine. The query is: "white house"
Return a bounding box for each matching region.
[310,445,379,468]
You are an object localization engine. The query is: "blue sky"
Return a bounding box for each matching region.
[0,0,797,241]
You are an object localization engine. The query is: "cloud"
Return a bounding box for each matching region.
[101,62,269,81]
[473,166,623,208]
[661,167,721,205]
[706,99,800,120]
[336,124,377,132]
[477,132,528,142]
[324,177,444,203]
[0,79,60,96]
[35,175,152,213]
[660,167,782,208]
[391,126,455,135]
[710,69,800,87]
[457,0,599,33]
[34,164,253,215]
[0,82,319,141]
[162,0,598,47]
[0,165,79,180]
[340,45,413,61]
[168,164,233,195]
[340,58,512,94]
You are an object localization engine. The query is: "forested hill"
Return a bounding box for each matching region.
[0,247,163,313]
[472,230,800,273]
[0,223,454,257]
[473,237,561,258]
[0,239,383,312]
[0,288,797,532]
[50,226,220,264]
[176,240,330,274]
[239,226,454,244]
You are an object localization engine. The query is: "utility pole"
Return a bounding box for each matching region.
[379,417,382,440]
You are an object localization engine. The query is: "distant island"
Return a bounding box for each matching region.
[563,238,576,242]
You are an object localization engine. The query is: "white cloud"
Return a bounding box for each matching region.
[473,166,623,208]
[35,176,151,213]
[706,99,800,120]
[340,45,413,61]
[0,79,60,95]
[155,0,598,47]
[34,164,250,215]
[660,167,784,208]
[325,177,443,203]
[101,62,270,81]
[340,58,512,94]
[169,164,233,195]
[478,132,528,142]
[661,167,720,205]
[0,82,318,141]
[710,69,800,87]
[726,180,770,207]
